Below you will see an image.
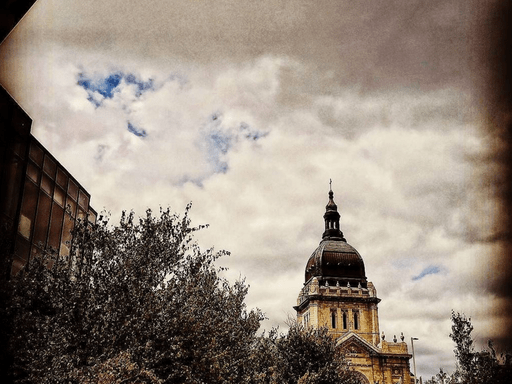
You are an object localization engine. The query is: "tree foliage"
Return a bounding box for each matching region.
[72,351,162,384]
[2,206,356,384]
[275,324,357,384]
[247,324,358,384]
[425,368,455,384]
[426,311,512,384]
[4,206,263,383]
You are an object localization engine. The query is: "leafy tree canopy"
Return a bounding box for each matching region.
[425,311,512,384]
[1,205,356,384]
[246,324,358,384]
[4,206,263,383]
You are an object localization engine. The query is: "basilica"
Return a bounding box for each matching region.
[294,189,413,384]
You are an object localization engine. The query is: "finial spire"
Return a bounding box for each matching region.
[322,181,346,241]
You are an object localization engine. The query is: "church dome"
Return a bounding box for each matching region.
[305,240,367,287]
[304,188,367,288]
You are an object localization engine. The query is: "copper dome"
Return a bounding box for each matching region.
[305,239,367,287]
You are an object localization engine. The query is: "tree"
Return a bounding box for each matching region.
[426,311,512,384]
[72,351,162,384]
[247,324,358,384]
[276,324,356,384]
[0,224,16,384]
[4,205,264,383]
[449,311,511,384]
[3,205,358,384]
[424,368,455,384]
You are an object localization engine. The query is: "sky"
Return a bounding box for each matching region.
[1,0,511,380]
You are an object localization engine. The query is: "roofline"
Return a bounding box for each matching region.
[294,294,381,312]
[336,332,413,360]
[304,276,368,285]
[336,331,381,354]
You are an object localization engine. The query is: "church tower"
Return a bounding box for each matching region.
[294,188,413,384]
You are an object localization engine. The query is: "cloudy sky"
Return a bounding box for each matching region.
[1,0,510,379]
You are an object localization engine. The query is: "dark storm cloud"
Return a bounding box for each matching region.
[22,0,480,93]
[472,0,512,350]
[315,88,473,142]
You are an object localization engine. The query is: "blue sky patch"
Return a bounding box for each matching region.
[206,129,231,174]
[77,71,156,107]
[77,72,122,99]
[202,112,268,175]
[412,265,441,281]
[209,132,232,154]
[240,121,268,141]
[125,74,154,97]
[127,122,147,138]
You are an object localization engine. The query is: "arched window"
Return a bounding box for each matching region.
[351,371,371,384]
[353,311,359,330]
[331,311,336,329]
[342,311,348,329]
[304,312,310,327]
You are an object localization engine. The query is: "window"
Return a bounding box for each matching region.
[60,213,75,257]
[33,192,51,247]
[43,156,56,179]
[18,180,38,239]
[41,174,53,196]
[68,180,78,201]
[26,162,40,183]
[14,236,30,264]
[78,189,89,209]
[56,168,68,189]
[18,215,31,240]
[54,187,65,207]
[354,311,359,330]
[304,312,310,327]
[66,197,77,217]
[29,142,44,166]
[48,204,64,250]
[331,311,336,329]
[88,209,97,224]
[77,208,86,222]
[343,311,348,329]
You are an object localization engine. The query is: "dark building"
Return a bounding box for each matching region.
[0,86,96,276]
[0,0,38,44]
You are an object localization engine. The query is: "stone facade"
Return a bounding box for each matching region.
[294,189,413,384]
[296,278,381,345]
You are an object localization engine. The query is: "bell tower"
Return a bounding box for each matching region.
[294,187,413,384]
